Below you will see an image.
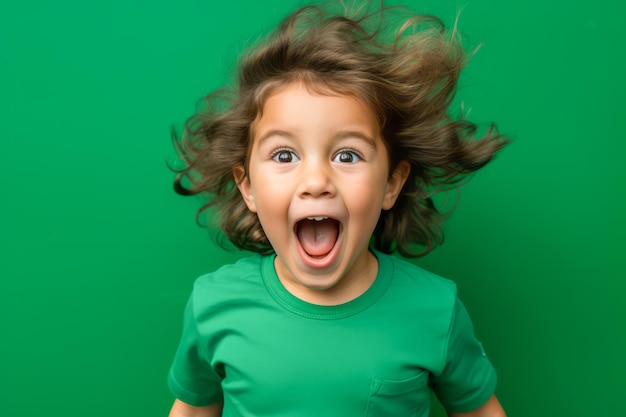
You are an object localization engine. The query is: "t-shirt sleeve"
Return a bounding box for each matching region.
[167,291,223,406]
[431,297,498,413]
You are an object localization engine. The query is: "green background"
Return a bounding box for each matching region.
[1,0,624,415]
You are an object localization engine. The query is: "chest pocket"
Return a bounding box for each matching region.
[364,370,431,417]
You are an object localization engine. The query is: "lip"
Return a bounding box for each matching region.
[293,216,343,269]
[294,212,337,222]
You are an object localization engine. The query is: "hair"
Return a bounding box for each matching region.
[172,0,509,257]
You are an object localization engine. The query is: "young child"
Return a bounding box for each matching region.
[167,2,508,416]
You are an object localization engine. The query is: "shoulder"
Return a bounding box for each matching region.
[194,255,265,288]
[375,252,459,330]
[188,254,268,312]
[381,252,457,302]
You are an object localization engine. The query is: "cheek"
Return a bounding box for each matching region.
[347,175,389,213]
[252,178,289,216]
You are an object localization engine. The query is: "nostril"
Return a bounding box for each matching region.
[298,172,335,197]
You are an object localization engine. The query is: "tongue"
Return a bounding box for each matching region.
[297,219,339,257]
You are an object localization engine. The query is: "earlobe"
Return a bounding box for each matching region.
[233,164,257,213]
[382,160,410,210]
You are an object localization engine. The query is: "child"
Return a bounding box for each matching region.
[168,1,508,416]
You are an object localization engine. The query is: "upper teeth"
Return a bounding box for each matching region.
[307,216,327,221]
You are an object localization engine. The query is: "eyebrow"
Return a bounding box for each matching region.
[256,129,378,148]
[256,129,295,145]
[333,130,377,148]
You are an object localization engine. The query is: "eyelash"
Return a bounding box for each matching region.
[269,147,365,163]
[333,148,364,163]
[270,148,299,163]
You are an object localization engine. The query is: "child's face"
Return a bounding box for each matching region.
[235,82,408,304]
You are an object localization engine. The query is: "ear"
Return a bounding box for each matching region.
[233,164,257,213]
[382,160,410,210]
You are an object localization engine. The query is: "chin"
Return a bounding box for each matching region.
[295,273,341,292]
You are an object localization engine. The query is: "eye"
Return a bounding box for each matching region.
[271,149,299,163]
[333,149,362,163]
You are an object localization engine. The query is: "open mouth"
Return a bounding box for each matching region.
[295,216,340,259]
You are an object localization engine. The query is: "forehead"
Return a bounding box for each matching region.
[252,81,380,135]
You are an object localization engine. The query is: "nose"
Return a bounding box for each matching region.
[297,159,336,199]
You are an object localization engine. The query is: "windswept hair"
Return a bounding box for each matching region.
[172,1,509,257]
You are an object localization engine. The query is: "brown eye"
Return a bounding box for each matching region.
[272,150,299,163]
[333,150,361,163]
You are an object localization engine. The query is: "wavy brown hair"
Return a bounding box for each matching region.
[172,1,509,257]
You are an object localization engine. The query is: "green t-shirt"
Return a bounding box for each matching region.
[168,251,497,416]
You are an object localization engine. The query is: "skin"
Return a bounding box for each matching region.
[169,400,222,417]
[168,395,506,417]
[235,81,409,305]
[168,82,506,417]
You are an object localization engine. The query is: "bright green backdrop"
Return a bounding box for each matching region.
[1,0,624,416]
